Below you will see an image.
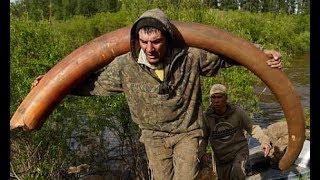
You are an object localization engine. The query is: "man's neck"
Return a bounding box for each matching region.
[214,105,228,115]
[137,50,163,69]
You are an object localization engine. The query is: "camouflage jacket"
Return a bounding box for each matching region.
[202,103,270,164]
[75,48,233,134]
[72,9,234,135]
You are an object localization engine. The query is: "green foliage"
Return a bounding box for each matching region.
[10,0,310,22]
[220,0,240,10]
[10,6,309,178]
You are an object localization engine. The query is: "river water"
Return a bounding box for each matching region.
[253,53,310,127]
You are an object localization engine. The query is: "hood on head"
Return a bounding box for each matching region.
[130,8,175,60]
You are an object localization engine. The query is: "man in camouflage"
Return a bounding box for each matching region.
[201,84,272,180]
[33,9,282,179]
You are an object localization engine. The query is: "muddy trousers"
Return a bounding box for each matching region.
[215,149,248,180]
[140,130,201,180]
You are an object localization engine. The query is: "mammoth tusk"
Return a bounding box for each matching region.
[10,21,305,171]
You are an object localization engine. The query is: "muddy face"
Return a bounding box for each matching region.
[138,29,167,65]
[211,93,227,115]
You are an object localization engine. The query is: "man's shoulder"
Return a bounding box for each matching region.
[110,52,136,66]
[187,47,202,55]
[229,104,249,117]
[187,47,219,54]
[230,103,243,111]
[98,52,136,73]
[114,52,132,61]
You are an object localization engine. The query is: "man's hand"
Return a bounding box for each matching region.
[30,75,44,89]
[264,50,282,70]
[261,143,271,157]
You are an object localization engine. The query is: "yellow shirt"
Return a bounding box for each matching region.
[155,69,164,81]
[137,50,164,81]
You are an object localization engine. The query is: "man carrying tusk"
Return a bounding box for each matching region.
[32,8,282,180]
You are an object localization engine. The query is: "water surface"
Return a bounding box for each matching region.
[253,53,310,127]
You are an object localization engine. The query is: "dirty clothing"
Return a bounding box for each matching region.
[73,8,234,179]
[215,148,248,180]
[74,43,232,133]
[74,9,233,135]
[202,103,270,179]
[141,130,201,180]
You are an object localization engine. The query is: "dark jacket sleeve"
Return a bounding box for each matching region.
[239,107,271,145]
[239,107,253,135]
[70,57,124,96]
[188,48,237,77]
[191,43,264,77]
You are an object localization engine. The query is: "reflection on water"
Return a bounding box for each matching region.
[253,53,310,127]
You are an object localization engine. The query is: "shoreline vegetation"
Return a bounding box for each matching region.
[10,1,309,179]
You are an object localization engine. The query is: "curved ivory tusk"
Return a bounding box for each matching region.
[10,21,305,171]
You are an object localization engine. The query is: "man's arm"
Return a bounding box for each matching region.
[240,107,253,135]
[240,108,271,157]
[188,47,234,77]
[195,44,282,76]
[72,57,124,96]
[251,125,272,157]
